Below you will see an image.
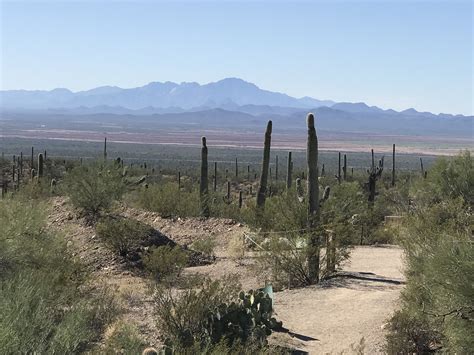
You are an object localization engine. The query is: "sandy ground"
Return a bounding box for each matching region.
[273,246,404,354]
[48,197,404,353]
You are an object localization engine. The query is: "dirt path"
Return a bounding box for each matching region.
[48,198,404,353]
[273,246,404,354]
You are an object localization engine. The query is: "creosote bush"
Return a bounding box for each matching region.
[96,216,155,258]
[385,151,473,354]
[0,199,118,354]
[191,236,217,258]
[153,276,283,352]
[133,182,200,218]
[144,245,189,282]
[64,162,126,221]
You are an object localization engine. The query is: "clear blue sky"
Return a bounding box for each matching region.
[1,0,472,115]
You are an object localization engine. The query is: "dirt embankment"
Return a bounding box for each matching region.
[48,197,404,353]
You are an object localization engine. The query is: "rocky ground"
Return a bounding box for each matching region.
[48,197,404,354]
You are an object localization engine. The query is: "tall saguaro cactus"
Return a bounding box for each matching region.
[31,147,34,171]
[286,151,292,189]
[367,152,384,206]
[343,154,347,180]
[200,137,209,217]
[38,153,44,178]
[256,120,272,209]
[391,144,396,187]
[104,137,107,161]
[213,162,217,192]
[306,113,320,284]
[275,155,279,180]
[336,152,341,183]
[235,158,238,178]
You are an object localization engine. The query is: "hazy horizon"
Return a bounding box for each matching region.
[1,0,473,115]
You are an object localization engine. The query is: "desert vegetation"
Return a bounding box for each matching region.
[0,114,472,354]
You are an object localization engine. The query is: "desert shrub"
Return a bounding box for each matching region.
[96,216,155,258]
[103,322,147,354]
[411,150,473,207]
[154,277,240,347]
[15,179,53,200]
[144,245,188,282]
[132,182,200,218]
[191,237,217,258]
[64,162,126,221]
[386,152,474,353]
[386,310,441,354]
[258,231,312,288]
[0,199,117,354]
[154,277,282,352]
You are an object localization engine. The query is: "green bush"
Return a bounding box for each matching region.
[191,237,217,258]
[386,152,474,354]
[64,162,126,221]
[153,277,282,352]
[154,277,240,347]
[0,199,117,354]
[96,216,154,258]
[103,322,147,354]
[144,245,188,282]
[132,182,200,218]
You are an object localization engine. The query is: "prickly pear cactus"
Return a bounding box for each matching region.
[206,288,282,346]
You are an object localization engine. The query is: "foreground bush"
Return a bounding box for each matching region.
[386,151,474,353]
[0,199,117,353]
[153,276,283,352]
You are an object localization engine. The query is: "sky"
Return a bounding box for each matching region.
[1,0,472,115]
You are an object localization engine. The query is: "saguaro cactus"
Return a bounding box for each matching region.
[336,152,341,183]
[200,137,209,217]
[104,137,107,160]
[391,144,396,187]
[296,177,304,202]
[213,162,217,192]
[38,153,44,178]
[306,113,320,284]
[226,181,231,202]
[286,151,292,189]
[321,163,325,177]
[256,120,272,209]
[20,152,23,177]
[275,155,279,180]
[367,152,384,206]
[31,147,34,171]
[343,154,347,180]
[235,158,238,178]
[420,157,427,178]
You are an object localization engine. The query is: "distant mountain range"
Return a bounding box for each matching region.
[1,78,472,139]
[1,78,334,111]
